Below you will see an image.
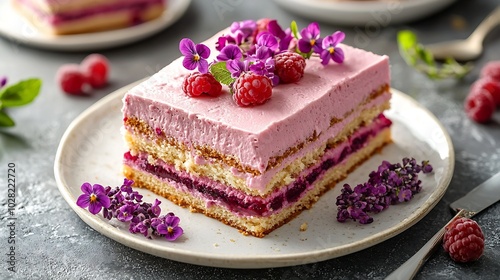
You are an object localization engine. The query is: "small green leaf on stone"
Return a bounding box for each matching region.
[0,78,42,107]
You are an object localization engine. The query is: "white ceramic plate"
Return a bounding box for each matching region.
[54,82,454,268]
[0,0,191,51]
[273,0,457,26]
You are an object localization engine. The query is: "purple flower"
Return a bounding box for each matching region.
[227,59,250,78]
[157,214,184,241]
[298,22,321,54]
[267,20,293,52]
[76,179,183,241]
[117,204,136,222]
[76,183,111,215]
[250,57,279,86]
[319,31,345,65]
[230,20,257,41]
[0,76,7,88]
[256,33,279,53]
[336,157,432,224]
[150,199,162,217]
[217,45,242,61]
[179,38,211,73]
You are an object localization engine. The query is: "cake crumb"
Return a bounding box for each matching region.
[300,223,308,232]
[230,239,236,243]
[213,243,219,247]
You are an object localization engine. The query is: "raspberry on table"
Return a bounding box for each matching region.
[182,72,222,97]
[56,64,87,95]
[232,73,273,107]
[443,217,484,263]
[464,89,495,123]
[81,54,109,88]
[274,52,306,84]
[480,60,500,82]
[471,77,500,106]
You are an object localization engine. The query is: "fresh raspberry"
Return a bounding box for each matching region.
[464,89,495,123]
[480,60,500,82]
[443,217,484,263]
[81,54,109,88]
[56,64,87,95]
[232,73,272,106]
[274,52,306,84]
[182,72,222,97]
[471,77,500,106]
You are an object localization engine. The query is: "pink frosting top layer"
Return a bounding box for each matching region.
[123,30,390,173]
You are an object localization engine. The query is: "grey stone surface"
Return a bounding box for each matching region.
[1,0,499,279]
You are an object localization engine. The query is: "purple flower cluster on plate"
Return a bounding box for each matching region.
[336,158,433,224]
[76,179,183,241]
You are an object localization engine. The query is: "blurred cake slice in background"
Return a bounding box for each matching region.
[12,0,166,35]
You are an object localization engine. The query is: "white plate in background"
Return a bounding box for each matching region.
[273,0,457,26]
[0,0,191,51]
[54,82,454,268]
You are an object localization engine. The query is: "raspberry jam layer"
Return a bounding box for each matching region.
[125,114,392,217]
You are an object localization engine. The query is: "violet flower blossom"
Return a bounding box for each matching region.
[216,45,243,61]
[227,59,250,78]
[76,183,111,215]
[179,38,211,73]
[298,22,322,54]
[319,31,345,65]
[250,57,279,86]
[157,213,184,241]
[267,20,293,52]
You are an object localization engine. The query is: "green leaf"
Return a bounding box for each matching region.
[290,20,299,39]
[0,110,15,127]
[397,30,472,80]
[0,78,41,107]
[209,62,235,86]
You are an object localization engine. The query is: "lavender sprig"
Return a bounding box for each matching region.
[76,179,183,241]
[336,158,433,224]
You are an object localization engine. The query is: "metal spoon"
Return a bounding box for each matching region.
[425,7,500,61]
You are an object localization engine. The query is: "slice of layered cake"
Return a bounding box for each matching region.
[122,20,392,237]
[13,0,165,35]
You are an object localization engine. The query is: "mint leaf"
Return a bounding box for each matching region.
[0,110,15,127]
[210,62,234,86]
[0,78,41,107]
[290,20,299,39]
[397,30,472,80]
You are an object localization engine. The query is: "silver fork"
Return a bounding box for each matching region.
[425,7,500,61]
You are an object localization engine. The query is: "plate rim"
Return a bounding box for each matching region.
[273,0,457,25]
[54,82,455,268]
[0,0,191,51]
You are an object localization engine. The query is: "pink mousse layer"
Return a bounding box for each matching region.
[124,114,392,218]
[16,0,164,25]
[123,29,390,174]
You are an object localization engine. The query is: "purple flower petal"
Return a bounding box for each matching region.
[330,31,345,46]
[165,226,183,241]
[257,33,278,52]
[332,47,345,63]
[165,216,181,228]
[320,50,331,65]
[298,39,312,53]
[97,193,111,208]
[80,182,93,195]
[217,45,242,61]
[268,20,285,39]
[88,202,102,215]
[197,59,209,74]
[179,38,196,56]
[196,43,211,59]
[0,76,7,88]
[182,56,198,71]
[76,194,90,208]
